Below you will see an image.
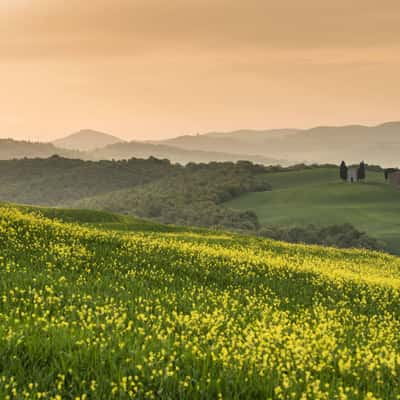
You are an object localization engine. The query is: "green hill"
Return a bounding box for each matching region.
[0,158,392,250]
[71,161,270,230]
[0,157,273,231]
[225,167,400,254]
[0,156,177,206]
[1,204,400,398]
[12,203,198,234]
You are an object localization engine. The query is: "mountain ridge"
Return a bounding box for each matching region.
[2,121,400,166]
[0,138,81,160]
[155,121,400,166]
[90,140,284,165]
[1,136,286,166]
[52,129,124,151]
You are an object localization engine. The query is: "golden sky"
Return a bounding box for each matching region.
[1,0,400,141]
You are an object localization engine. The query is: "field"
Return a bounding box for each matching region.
[10,204,193,234]
[225,167,400,254]
[1,204,400,399]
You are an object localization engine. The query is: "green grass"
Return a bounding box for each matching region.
[1,204,400,399]
[225,167,400,254]
[0,202,197,234]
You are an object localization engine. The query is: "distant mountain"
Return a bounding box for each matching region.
[0,137,286,166]
[89,140,285,165]
[155,122,400,167]
[52,129,124,151]
[4,121,400,167]
[151,129,300,155]
[0,138,80,160]
[205,128,299,140]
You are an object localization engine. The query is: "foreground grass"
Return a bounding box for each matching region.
[225,167,400,254]
[4,203,194,234]
[1,205,400,399]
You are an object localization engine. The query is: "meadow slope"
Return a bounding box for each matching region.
[225,167,400,254]
[1,205,400,399]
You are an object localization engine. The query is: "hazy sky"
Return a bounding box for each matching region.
[1,0,400,141]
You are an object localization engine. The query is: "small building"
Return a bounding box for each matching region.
[347,167,358,183]
[388,170,400,186]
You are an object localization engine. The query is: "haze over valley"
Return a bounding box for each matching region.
[2,121,400,167]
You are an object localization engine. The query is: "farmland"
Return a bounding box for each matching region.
[0,204,400,398]
[225,167,400,254]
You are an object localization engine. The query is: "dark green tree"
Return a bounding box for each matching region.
[340,161,348,181]
[358,161,366,181]
[384,168,397,181]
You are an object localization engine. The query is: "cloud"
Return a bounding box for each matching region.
[2,0,400,60]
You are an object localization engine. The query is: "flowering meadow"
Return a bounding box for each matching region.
[1,206,400,399]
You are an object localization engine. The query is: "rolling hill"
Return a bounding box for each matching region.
[0,156,394,250]
[0,157,272,230]
[0,138,81,160]
[52,129,124,151]
[70,161,271,230]
[6,203,192,234]
[225,166,400,254]
[156,122,400,166]
[0,156,177,205]
[89,140,284,165]
[3,121,400,166]
[1,135,285,166]
[153,129,300,155]
[0,203,400,398]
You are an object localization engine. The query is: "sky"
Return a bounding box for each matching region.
[1,0,400,141]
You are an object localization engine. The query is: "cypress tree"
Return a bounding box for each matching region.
[358,161,366,181]
[340,161,348,181]
[385,168,397,181]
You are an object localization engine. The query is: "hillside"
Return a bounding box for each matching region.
[70,161,271,230]
[7,203,193,234]
[225,167,400,254]
[0,157,393,249]
[89,140,284,165]
[153,129,299,156]
[1,204,400,398]
[0,157,273,230]
[0,136,285,166]
[0,138,80,160]
[156,122,400,166]
[52,129,124,151]
[0,156,177,205]
[7,121,400,166]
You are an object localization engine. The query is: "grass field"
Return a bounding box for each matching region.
[1,202,196,234]
[225,167,400,254]
[1,204,400,398]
